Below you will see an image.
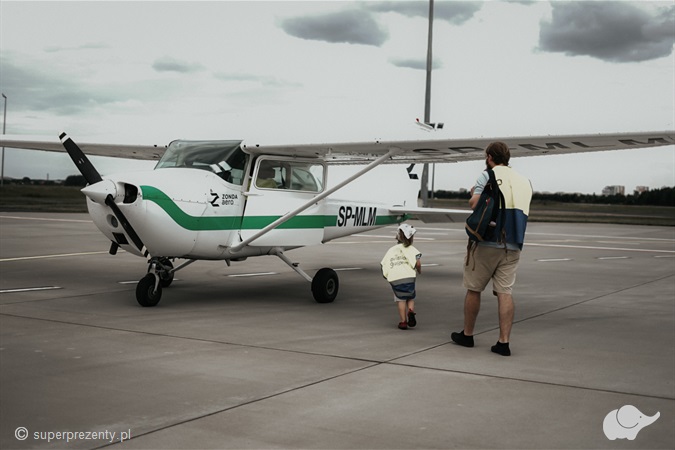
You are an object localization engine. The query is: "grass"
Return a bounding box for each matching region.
[1,185,673,226]
[0,185,88,212]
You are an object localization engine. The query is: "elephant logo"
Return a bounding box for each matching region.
[603,405,660,440]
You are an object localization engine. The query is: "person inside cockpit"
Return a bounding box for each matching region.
[256,161,278,189]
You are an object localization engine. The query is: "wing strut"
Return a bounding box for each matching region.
[230,147,402,252]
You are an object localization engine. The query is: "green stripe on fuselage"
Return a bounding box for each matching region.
[141,186,406,231]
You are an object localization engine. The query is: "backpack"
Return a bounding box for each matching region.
[465,169,505,243]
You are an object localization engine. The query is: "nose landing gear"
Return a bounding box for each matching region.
[135,257,195,307]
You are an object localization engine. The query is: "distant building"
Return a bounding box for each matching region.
[602,185,625,196]
[634,186,650,194]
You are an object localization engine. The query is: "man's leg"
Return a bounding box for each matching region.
[463,290,481,335]
[452,290,480,347]
[496,293,514,343]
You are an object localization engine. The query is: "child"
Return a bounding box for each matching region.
[380,223,422,330]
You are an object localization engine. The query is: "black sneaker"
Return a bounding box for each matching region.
[491,341,511,356]
[451,330,474,348]
[407,311,417,328]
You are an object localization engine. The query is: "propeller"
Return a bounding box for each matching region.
[59,132,150,259]
[59,132,102,185]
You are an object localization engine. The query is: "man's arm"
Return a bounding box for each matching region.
[468,187,480,210]
[468,172,489,210]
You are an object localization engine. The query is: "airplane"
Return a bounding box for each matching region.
[1,130,673,307]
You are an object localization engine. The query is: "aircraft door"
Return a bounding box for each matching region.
[241,158,326,247]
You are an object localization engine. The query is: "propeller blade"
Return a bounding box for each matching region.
[59,132,102,185]
[104,194,150,259]
[59,133,150,259]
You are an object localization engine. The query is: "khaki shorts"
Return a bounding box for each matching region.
[463,245,521,294]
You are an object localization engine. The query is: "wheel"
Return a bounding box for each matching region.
[311,268,339,303]
[136,274,162,307]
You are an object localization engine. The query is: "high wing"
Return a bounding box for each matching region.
[1,130,673,164]
[0,134,165,160]
[243,131,675,164]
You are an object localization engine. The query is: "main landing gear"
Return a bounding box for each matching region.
[272,249,339,303]
[135,251,340,306]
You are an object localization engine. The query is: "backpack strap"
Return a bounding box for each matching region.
[465,239,479,271]
[489,168,507,246]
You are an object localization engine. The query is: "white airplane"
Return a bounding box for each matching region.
[1,130,673,306]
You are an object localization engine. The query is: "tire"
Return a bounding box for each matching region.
[136,274,162,307]
[311,268,339,303]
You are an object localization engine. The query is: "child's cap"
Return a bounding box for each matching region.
[398,223,416,239]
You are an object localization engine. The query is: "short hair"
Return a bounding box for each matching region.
[485,141,510,165]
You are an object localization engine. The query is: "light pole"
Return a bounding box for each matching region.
[420,0,434,206]
[1,93,6,187]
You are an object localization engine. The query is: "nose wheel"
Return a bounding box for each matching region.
[136,274,162,307]
[135,258,175,307]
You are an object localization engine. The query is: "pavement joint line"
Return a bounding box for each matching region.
[0,288,133,306]
[0,311,383,365]
[511,273,675,327]
[91,361,383,449]
[385,360,675,401]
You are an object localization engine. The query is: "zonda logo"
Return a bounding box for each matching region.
[337,206,377,227]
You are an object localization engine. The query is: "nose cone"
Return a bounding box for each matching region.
[81,179,117,204]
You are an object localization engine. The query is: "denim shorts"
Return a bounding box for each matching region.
[391,282,416,301]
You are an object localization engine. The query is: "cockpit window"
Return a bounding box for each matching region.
[155,140,248,186]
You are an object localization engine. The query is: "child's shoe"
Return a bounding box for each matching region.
[407,311,417,328]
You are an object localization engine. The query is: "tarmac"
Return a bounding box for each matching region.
[0,213,673,449]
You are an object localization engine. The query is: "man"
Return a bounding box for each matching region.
[451,141,532,356]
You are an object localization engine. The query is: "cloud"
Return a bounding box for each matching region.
[214,72,301,88]
[152,56,204,73]
[389,57,443,70]
[280,9,389,46]
[0,57,118,115]
[44,42,110,53]
[539,2,675,63]
[365,1,482,25]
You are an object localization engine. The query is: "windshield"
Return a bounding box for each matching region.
[155,140,248,185]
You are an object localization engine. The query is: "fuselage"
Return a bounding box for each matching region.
[84,140,407,260]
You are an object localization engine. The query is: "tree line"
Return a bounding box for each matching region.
[431,187,675,207]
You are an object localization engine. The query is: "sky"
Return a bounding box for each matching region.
[0,0,674,195]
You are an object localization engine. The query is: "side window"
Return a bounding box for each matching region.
[290,165,323,192]
[255,160,324,192]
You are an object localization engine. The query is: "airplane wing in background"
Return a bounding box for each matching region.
[389,206,471,223]
[1,130,673,164]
